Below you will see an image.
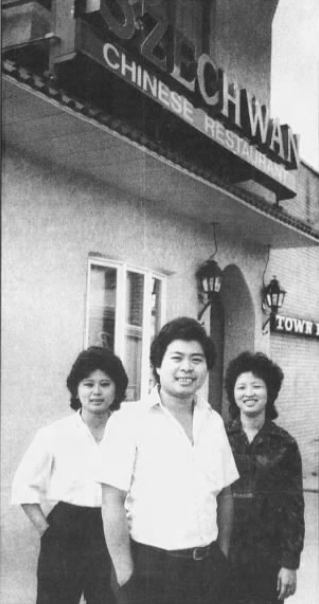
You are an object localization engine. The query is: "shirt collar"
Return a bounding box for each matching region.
[227,417,241,434]
[75,408,85,424]
[75,409,92,434]
[227,417,276,435]
[74,408,111,437]
[146,385,212,413]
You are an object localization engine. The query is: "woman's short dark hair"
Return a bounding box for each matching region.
[150,317,216,383]
[225,351,284,420]
[66,346,128,411]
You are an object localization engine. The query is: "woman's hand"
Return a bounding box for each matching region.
[277,567,297,600]
[21,503,50,537]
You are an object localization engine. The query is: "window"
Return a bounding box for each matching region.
[156,0,214,56]
[86,258,166,400]
[141,0,215,65]
[125,271,144,400]
[87,264,117,350]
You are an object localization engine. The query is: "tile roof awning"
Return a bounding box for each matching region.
[2,64,319,249]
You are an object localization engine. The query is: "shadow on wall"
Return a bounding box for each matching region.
[221,264,255,421]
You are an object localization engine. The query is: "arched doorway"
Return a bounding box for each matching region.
[220,265,255,420]
[205,264,255,417]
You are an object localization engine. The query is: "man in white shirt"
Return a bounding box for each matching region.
[97,317,239,604]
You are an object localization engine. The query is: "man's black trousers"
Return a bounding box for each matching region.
[116,540,230,604]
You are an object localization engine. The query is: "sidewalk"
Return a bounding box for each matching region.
[289,489,319,604]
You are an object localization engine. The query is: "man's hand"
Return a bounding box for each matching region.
[115,561,134,588]
[277,567,297,600]
[110,564,135,604]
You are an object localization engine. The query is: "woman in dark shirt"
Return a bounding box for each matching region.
[225,352,305,604]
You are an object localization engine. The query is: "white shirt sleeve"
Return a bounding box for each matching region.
[12,427,53,504]
[95,407,138,493]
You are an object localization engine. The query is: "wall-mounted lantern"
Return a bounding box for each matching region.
[262,275,286,333]
[196,223,223,321]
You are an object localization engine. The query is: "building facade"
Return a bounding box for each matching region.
[1,1,319,602]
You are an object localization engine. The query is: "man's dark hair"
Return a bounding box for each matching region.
[225,351,284,420]
[150,317,216,383]
[66,346,128,411]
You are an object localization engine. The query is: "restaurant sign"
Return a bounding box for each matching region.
[52,0,299,197]
[271,315,319,339]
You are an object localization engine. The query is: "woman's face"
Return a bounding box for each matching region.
[77,369,116,416]
[234,371,268,418]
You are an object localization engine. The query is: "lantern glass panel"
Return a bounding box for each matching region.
[278,291,285,307]
[209,277,215,291]
[272,292,280,307]
[266,293,272,308]
[214,276,222,292]
[202,277,209,293]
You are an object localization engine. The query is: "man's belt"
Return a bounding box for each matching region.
[167,544,213,560]
[133,541,215,561]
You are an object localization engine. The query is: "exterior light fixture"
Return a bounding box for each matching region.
[196,223,223,321]
[262,276,286,333]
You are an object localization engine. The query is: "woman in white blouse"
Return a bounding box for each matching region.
[12,346,128,604]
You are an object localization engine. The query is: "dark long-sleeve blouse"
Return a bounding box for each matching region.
[227,418,305,571]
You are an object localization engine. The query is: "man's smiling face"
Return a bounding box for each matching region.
[156,339,208,400]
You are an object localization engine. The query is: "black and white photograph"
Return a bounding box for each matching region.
[1,1,318,603]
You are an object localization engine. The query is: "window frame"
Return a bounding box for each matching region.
[85,256,166,400]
